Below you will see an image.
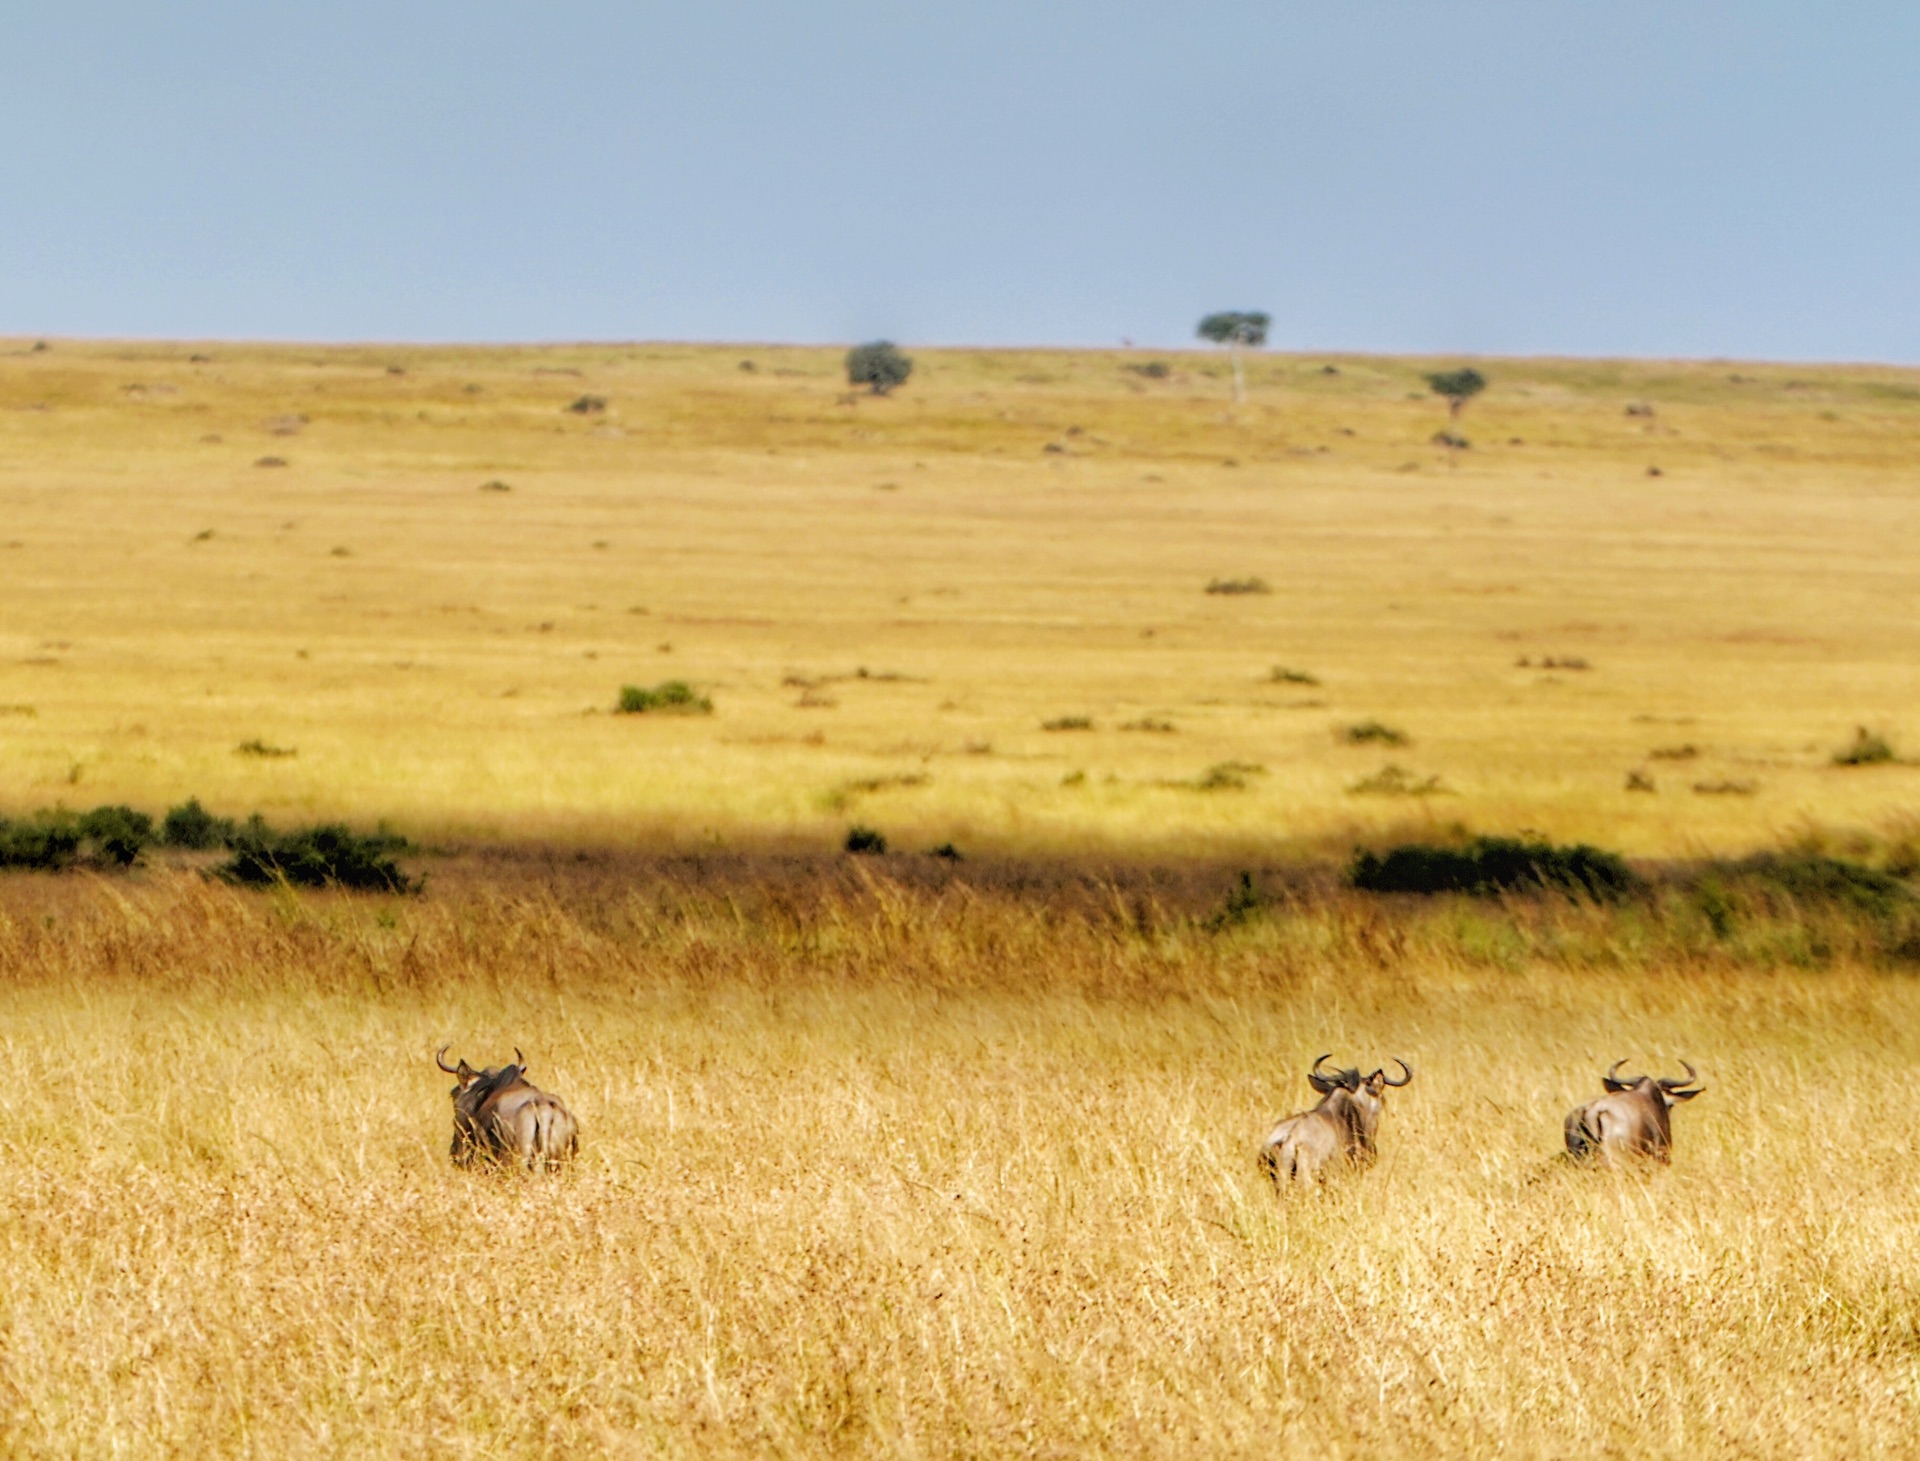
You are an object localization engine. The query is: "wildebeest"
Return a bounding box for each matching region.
[436,1046,580,1171]
[1260,1054,1413,1183]
[1563,1059,1703,1165]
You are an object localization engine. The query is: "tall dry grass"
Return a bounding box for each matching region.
[2,865,1916,1457]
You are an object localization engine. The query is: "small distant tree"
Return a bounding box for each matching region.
[1196,311,1269,403]
[1425,367,1486,422]
[846,341,913,396]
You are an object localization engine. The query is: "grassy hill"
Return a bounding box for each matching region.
[4,336,1918,856]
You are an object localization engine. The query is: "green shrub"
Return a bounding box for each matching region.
[0,804,158,870]
[1716,853,1912,919]
[1194,761,1265,791]
[617,680,712,715]
[1270,666,1319,685]
[846,342,913,396]
[1834,727,1897,766]
[1351,836,1638,901]
[163,798,235,849]
[219,823,414,892]
[1344,720,1407,746]
[1206,871,1265,930]
[845,825,888,855]
[1347,764,1446,796]
[0,819,81,870]
[74,805,154,865]
[1042,716,1094,732]
[235,738,297,758]
[1204,577,1270,596]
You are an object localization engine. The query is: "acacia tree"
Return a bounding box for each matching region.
[846,340,913,396]
[1425,367,1486,423]
[1196,311,1269,403]
[1424,367,1486,461]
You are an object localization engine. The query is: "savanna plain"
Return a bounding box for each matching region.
[3,339,1920,1457]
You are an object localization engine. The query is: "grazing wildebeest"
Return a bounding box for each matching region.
[436,1046,580,1171]
[1260,1054,1413,1183]
[1563,1059,1703,1165]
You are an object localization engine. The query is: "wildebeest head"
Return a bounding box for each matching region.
[1601,1058,1704,1106]
[437,1044,526,1100]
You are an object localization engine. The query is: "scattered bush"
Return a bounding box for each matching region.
[163,798,236,849]
[219,823,413,892]
[1205,871,1265,930]
[1204,577,1270,596]
[617,681,712,715]
[1119,718,1175,733]
[75,806,154,865]
[566,395,608,414]
[1683,853,1920,956]
[1125,361,1171,379]
[1625,769,1657,793]
[0,804,159,870]
[1042,716,1094,732]
[1347,765,1447,796]
[844,825,887,855]
[235,739,297,758]
[1693,779,1758,796]
[1343,721,1408,746]
[1649,744,1699,761]
[1729,853,1913,917]
[0,820,80,870]
[846,342,913,396]
[479,479,512,492]
[1834,727,1897,766]
[1270,666,1319,685]
[1352,836,1638,901]
[1430,431,1470,450]
[1193,761,1265,791]
[927,842,962,861]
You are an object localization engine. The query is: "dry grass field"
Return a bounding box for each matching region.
[2,869,1919,1457]
[3,336,1919,854]
[4,337,1920,1457]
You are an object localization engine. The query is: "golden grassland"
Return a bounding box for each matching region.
[6,338,1920,1457]
[2,336,1919,855]
[2,870,1919,1456]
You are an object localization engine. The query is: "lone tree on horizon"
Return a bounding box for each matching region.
[1196,311,1269,403]
[846,340,913,396]
[1425,366,1487,422]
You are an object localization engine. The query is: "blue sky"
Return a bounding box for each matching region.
[2,3,1915,359]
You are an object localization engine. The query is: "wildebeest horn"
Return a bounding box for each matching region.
[435,1045,459,1074]
[1381,1058,1413,1087]
[1603,1058,1635,1090]
[514,1047,526,1069]
[1659,1060,1701,1091]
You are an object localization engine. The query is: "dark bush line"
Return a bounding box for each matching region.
[220,822,414,893]
[0,797,413,891]
[1350,836,1639,901]
[0,805,155,870]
